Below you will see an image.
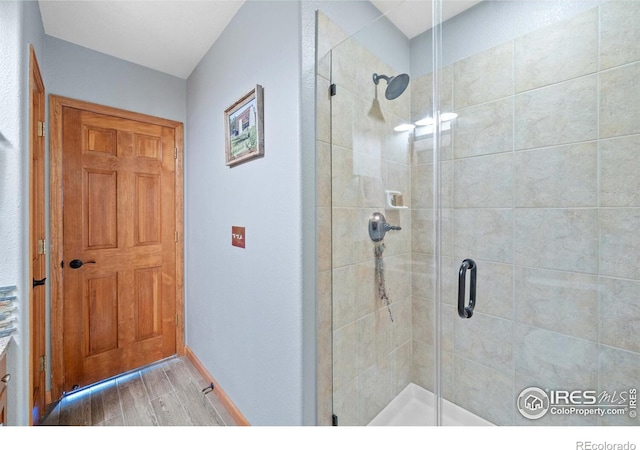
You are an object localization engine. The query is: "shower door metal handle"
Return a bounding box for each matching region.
[457,259,476,319]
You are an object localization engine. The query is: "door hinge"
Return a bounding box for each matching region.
[40,355,46,372]
[37,121,45,137]
[174,147,178,159]
[176,314,179,326]
[330,84,337,97]
[175,231,178,242]
[38,239,46,255]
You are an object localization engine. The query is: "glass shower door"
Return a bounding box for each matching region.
[319,5,438,425]
[435,0,640,426]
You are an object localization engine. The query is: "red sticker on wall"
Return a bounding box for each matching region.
[232,226,245,248]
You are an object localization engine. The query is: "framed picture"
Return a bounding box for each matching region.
[224,84,264,167]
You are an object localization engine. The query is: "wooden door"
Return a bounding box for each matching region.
[29,46,46,425]
[58,103,179,393]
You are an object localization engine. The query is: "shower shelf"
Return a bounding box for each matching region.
[385,190,408,209]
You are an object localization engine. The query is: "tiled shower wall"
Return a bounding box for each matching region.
[316,11,416,426]
[317,1,640,427]
[411,3,640,425]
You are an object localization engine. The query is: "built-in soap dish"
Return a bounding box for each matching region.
[385,190,408,209]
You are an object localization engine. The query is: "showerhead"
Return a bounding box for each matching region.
[373,72,410,100]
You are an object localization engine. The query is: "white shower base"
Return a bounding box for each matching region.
[368,383,494,426]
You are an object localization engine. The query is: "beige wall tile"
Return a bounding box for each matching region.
[390,296,412,349]
[452,357,514,425]
[600,1,640,70]
[514,8,597,92]
[439,255,459,306]
[454,208,513,263]
[385,161,411,208]
[600,135,640,207]
[514,325,598,390]
[454,312,513,373]
[411,66,453,123]
[384,253,412,303]
[317,206,331,273]
[453,97,513,159]
[454,42,514,110]
[390,341,412,398]
[515,74,597,150]
[331,38,359,98]
[411,208,434,255]
[410,339,433,392]
[600,208,640,279]
[411,161,452,210]
[358,361,390,424]
[355,260,377,318]
[332,264,359,330]
[411,252,435,301]
[316,270,333,426]
[331,207,358,268]
[357,312,381,371]
[353,99,386,158]
[316,140,331,208]
[600,62,640,138]
[316,76,331,144]
[330,88,355,149]
[453,152,513,208]
[379,209,410,258]
[412,298,433,345]
[333,321,357,393]
[599,277,640,354]
[515,142,598,208]
[515,208,598,273]
[316,11,348,79]
[473,260,513,320]
[332,378,358,426]
[385,118,412,165]
[411,72,432,124]
[515,267,598,341]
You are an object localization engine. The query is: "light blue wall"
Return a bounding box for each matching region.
[186,0,304,426]
[44,36,186,123]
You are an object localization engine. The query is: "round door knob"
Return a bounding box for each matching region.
[1,373,10,384]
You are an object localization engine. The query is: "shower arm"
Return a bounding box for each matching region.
[372,73,390,85]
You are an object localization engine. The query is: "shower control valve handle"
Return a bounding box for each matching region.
[369,212,402,242]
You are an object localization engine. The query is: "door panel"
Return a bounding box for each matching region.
[135,174,161,245]
[85,274,119,355]
[85,169,118,248]
[61,107,177,392]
